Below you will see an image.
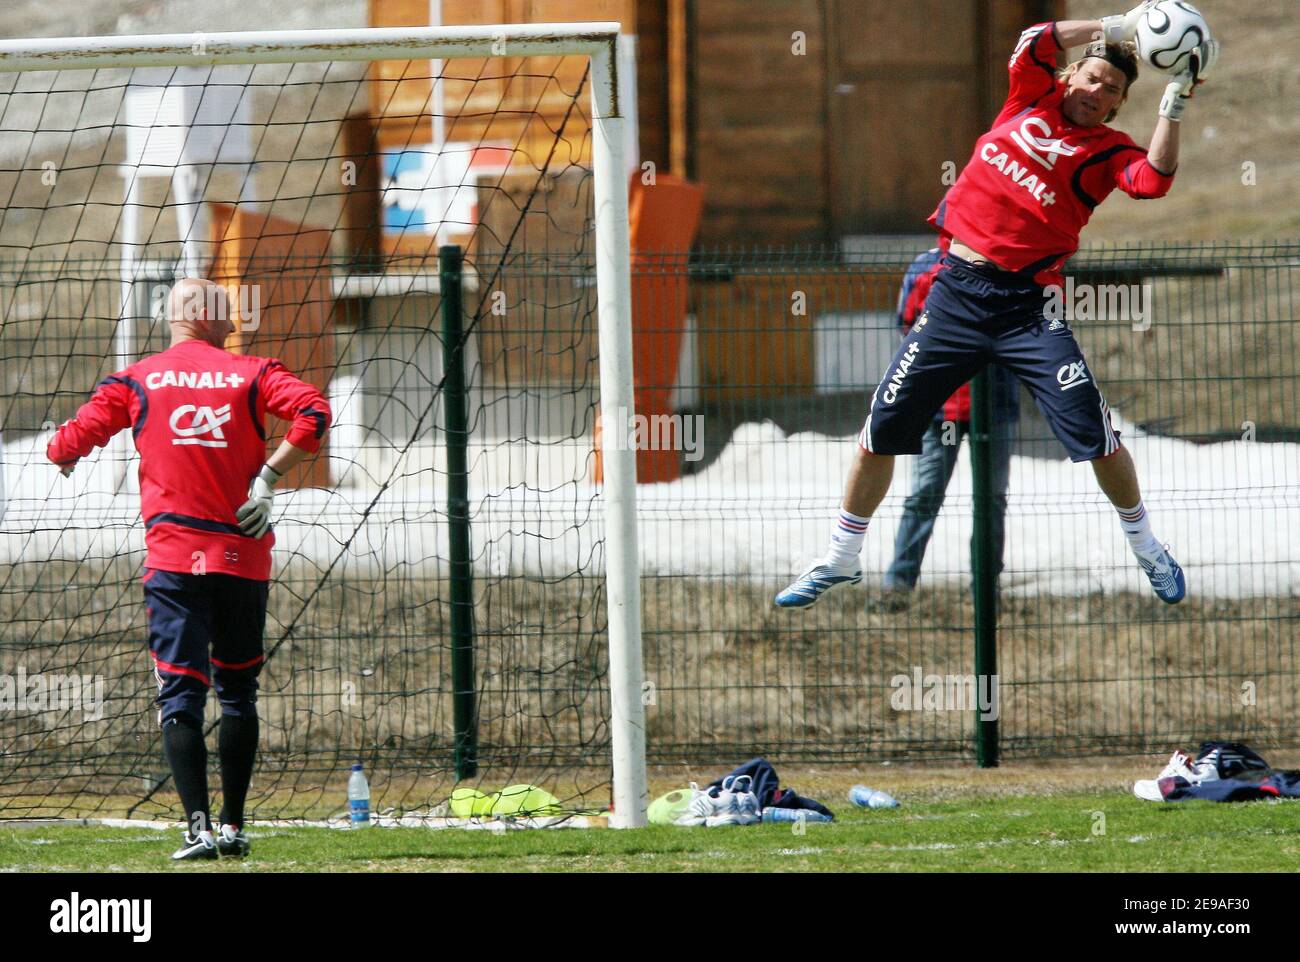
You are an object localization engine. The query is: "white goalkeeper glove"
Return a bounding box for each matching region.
[56,459,78,477]
[1158,38,1218,121]
[1100,1,1158,44]
[1187,35,1219,84]
[236,464,281,538]
[1159,71,1193,121]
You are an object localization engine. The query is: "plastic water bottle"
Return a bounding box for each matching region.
[849,785,899,809]
[348,764,370,827]
[761,807,833,823]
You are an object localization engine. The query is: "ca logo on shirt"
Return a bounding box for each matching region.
[1010,116,1079,170]
[169,403,232,447]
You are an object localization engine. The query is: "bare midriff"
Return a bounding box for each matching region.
[948,238,1001,268]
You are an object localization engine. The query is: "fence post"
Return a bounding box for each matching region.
[440,244,477,780]
[969,364,999,767]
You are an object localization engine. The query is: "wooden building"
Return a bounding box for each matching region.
[370,0,1066,248]
[677,0,1066,246]
[330,1,1082,474]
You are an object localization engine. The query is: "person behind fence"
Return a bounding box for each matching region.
[776,9,1217,610]
[47,277,331,861]
[879,242,1021,606]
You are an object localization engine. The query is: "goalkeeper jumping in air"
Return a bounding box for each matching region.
[777,6,1217,609]
[48,278,331,860]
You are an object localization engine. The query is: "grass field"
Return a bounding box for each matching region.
[5,762,1298,872]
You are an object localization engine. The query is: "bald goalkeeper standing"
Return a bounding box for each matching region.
[48,278,331,860]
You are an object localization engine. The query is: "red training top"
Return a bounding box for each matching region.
[929,21,1175,287]
[47,340,330,581]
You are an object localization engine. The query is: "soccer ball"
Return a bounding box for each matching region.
[1134,1,1211,75]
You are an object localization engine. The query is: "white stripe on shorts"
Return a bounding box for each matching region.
[860,383,882,452]
[1100,395,1118,455]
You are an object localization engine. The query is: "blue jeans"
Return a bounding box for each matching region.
[883,418,1014,591]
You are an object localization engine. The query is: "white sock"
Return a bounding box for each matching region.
[825,509,869,569]
[1116,500,1163,560]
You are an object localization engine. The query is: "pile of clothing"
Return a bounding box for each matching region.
[650,758,835,827]
[1134,741,1300,802]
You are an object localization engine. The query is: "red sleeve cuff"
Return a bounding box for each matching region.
[1124,157,1176,198]
[47,438,73,465]
[285,404,329,454]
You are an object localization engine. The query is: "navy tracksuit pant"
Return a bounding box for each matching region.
[860,253,1120,462]
[144,568,267,728]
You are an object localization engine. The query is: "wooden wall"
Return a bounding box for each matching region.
[688,0,1064,247]
[636,0,670,177]
[693,271,901,405]
[360,0,1067,249]
[691,0,829,246]
[356,0,1080,404]
[826,0,988,235]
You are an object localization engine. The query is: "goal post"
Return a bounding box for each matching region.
[0,24,647,827]
[586,41,649,832]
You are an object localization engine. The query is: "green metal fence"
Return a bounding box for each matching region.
[639,240,1300,763]
[1,241,1296,819]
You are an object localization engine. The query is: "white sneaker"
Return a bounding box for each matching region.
[1157,749,1196,780]
[735,799,762,824]
[1133,750,1195,801]
[674,783,717,826]
[728,776,761,824]
[713,796,760,826]
[1190,750,1223,784]
[170,829,218,861]
[706,776,760,826]
[674,778,761,826]
[708,780,740,817]
[216,823,251,857]
[1133,779,1165,801]
[704,811,749,826]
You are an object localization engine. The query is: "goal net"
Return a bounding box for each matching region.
[0,25,646,826]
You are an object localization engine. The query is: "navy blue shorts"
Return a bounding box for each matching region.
[143,568,268,727]
[860,254,1120,462]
